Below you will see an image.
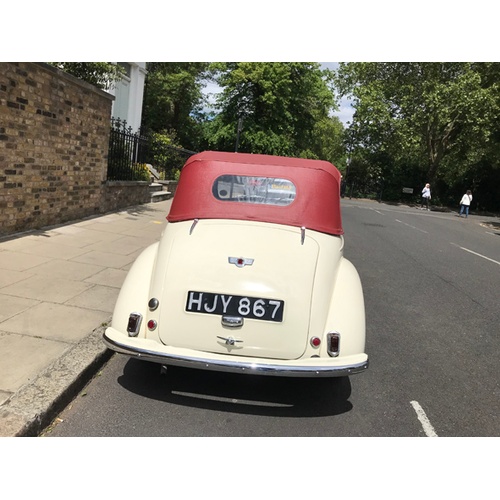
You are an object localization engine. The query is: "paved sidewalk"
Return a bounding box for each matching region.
[0,199,172,436]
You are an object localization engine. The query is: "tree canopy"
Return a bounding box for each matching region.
[335,62,500,210]
[204,62,345,165]
[141,62,210,151]
[48,62,125,90]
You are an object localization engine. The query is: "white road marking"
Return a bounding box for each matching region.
[451,243,500,266]
[395,219,428,233]
[410,400,438,437]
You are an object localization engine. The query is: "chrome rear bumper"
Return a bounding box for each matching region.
[103,329,368,378]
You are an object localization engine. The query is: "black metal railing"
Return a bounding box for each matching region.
[107,118,149,180]
[107,118,196,181]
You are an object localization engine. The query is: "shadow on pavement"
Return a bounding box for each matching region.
[118,358,353,418]
[480,220,500,235]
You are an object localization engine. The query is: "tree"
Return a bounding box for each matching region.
[141,63,210,151]
[335,62,500,184]
[206,62,340,161]
[48,62,125,90]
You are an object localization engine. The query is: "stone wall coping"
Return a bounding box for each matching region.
[35,62,115,102]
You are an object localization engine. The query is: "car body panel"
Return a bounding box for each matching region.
[155,220,321,359]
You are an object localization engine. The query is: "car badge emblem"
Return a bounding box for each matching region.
[217,335,244,344]
[228,257,254,268]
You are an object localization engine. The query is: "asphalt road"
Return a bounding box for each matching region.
[42,200,500,437]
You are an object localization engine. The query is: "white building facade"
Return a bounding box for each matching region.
[109,62,147,132]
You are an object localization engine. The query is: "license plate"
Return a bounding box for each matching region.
[185,291,284,322]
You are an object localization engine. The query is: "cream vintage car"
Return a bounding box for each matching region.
[103,151,368,378]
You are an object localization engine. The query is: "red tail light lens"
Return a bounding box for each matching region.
[310,336,321,348]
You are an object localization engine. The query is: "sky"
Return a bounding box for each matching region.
[321,62,355,126]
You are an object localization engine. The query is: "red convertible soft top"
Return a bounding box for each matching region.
[167,151,343,236]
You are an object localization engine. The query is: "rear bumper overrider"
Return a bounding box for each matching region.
[103,328,368,378]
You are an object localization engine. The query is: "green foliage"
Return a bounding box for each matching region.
[205,62,342,163]
[48,62,125,90]
[148,131,191,180]
[141,63,210,151]
[173,168,181,181]
[131,163,152,182]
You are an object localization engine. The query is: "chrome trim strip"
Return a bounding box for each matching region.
[221,315,244,328]
[189,218,199,235]
[103,332,368,378]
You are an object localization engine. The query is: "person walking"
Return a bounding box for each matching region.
[459,190,473,217]
[421,183,431,210]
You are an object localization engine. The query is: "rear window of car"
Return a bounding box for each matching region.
[212,175,296,206]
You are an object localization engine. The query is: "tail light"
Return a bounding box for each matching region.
[127,313,142,337]
[326,332,340,357]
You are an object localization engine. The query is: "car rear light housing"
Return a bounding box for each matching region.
[326,332,340,357]
[127,313,142,337]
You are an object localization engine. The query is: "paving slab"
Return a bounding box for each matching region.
[0,251,52,272]
[26,259,105,281]
[84,235,157,256]
[0,332,70,393]
[0,295,39,323]
[0,302,110,342]
[80,220,145,234]
[71,250,136,269]
[65,285,120,313]
[0,236,40,252]
[13,240,92,260]
[0,275,94,304]
[0,269,33,289]
[83,268,128,288]
[43,230,124,248]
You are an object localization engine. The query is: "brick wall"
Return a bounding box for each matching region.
[102,180,151,213]
[0,62,150,237]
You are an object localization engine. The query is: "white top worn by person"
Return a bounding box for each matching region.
[459,190,473,217]
[421,183,431,210]
[460,191,472,206]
